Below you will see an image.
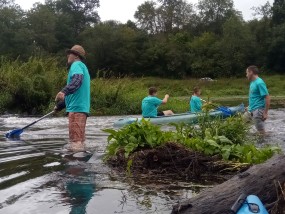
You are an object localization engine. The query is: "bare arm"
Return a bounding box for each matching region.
[162,94,169,104]
[265,95,270,113]
[263,95,270,120]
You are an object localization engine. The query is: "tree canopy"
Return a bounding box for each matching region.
[0,0,284,78]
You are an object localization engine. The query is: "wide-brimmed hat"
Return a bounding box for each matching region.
[66,45,86,59]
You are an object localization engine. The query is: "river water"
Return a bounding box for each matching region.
[0,109,284,214]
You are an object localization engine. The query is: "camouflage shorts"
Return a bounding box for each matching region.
[68,112,87,143]
[243,109,265,131]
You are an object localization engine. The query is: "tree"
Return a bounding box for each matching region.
[0,2,33,58]
[267,0,285,73]
[0,0,15,8]
[134,1,159,34]
[189,32,220,77]
[78,21,148,77]
[197,0,239,34]
[135,0,194,34]
[267,23,285,73]
[251,1,272,20]
[27,3,58,53]
[218,16,256,76]
[272,0,285,25]
[158,0,194,32]
[46,0,100,37]
[248,2,273,67]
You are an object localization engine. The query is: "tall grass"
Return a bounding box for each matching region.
[90,75,285,115]
[0,57,284,115]
[0,57,65,114]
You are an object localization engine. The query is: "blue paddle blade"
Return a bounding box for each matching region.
[5,129,23,138]
[216,106,232,116]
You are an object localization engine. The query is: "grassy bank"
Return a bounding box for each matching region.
[0,58,284,115]
[91,75,285,115]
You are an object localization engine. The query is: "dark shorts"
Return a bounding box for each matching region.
[157,111,165,117]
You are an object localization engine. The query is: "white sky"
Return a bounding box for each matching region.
[15,0,274,22]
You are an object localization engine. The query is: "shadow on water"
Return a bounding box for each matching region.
[0,111,284,213]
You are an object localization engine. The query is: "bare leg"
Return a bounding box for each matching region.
[163,110,174,116]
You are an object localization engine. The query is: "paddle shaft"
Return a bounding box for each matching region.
[201,99,218,107]
[21,111,55,130]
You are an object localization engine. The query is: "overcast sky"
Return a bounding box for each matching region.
[15,0,273,22]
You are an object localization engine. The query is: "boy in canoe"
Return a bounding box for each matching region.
[142,87,174,118]
[190,87,202,113]
[244,65,270,135]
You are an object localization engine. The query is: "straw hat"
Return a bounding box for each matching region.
[66,45,86,59]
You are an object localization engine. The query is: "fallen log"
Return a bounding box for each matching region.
[172,154,285,214]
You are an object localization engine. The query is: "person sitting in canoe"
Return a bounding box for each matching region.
[190,87,202,113]
[142,87,174,118]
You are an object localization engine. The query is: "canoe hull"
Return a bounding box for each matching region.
[113,104,245,128]
[237,195,268,214]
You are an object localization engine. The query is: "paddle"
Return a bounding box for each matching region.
[201,99,232,116]
[5,111,55,138]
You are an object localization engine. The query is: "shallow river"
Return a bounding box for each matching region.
[0,109,284,214]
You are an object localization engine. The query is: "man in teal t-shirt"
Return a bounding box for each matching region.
[190,87,202,113]
[244,66,270,134]
[65,61,90,114]
[142,87,174,118]
[55,45,90,152]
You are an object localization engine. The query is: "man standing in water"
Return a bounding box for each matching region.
[245,65,270,135]
[55,45,90,152]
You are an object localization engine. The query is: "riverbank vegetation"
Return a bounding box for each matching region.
[104,115,280,182]
[0,57,285,115]
[1,0,285,115]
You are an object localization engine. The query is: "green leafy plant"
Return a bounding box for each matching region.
[104,119,173,158]
[104,115,281,165]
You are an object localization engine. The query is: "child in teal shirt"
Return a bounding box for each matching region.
[142,87,174,118]
[190,87,202,113]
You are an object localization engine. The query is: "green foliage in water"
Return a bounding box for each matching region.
[104,118,173,158]
[104,115,281,164]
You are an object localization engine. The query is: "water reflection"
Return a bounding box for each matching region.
[62,155,95,214]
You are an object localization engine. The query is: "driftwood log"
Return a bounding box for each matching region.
[172,155,285,214]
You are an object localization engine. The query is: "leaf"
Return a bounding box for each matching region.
[103,128,118,135]
[218,136,233,145]
[124,143,138,158]
[126,159,133,176]
[206,139,220,148]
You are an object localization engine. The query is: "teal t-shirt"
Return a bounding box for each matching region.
[248,77,269,112]
[190,95,202,113]
[65,61,90,114]
[142,96,163,118]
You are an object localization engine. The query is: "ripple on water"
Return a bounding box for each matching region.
[0,110,284,213]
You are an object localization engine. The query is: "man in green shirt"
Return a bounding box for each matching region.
[244,65,270,135]
[55,45,90,152]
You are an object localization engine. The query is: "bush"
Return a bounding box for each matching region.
[0,57,66,114]
[104,116,281,164]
